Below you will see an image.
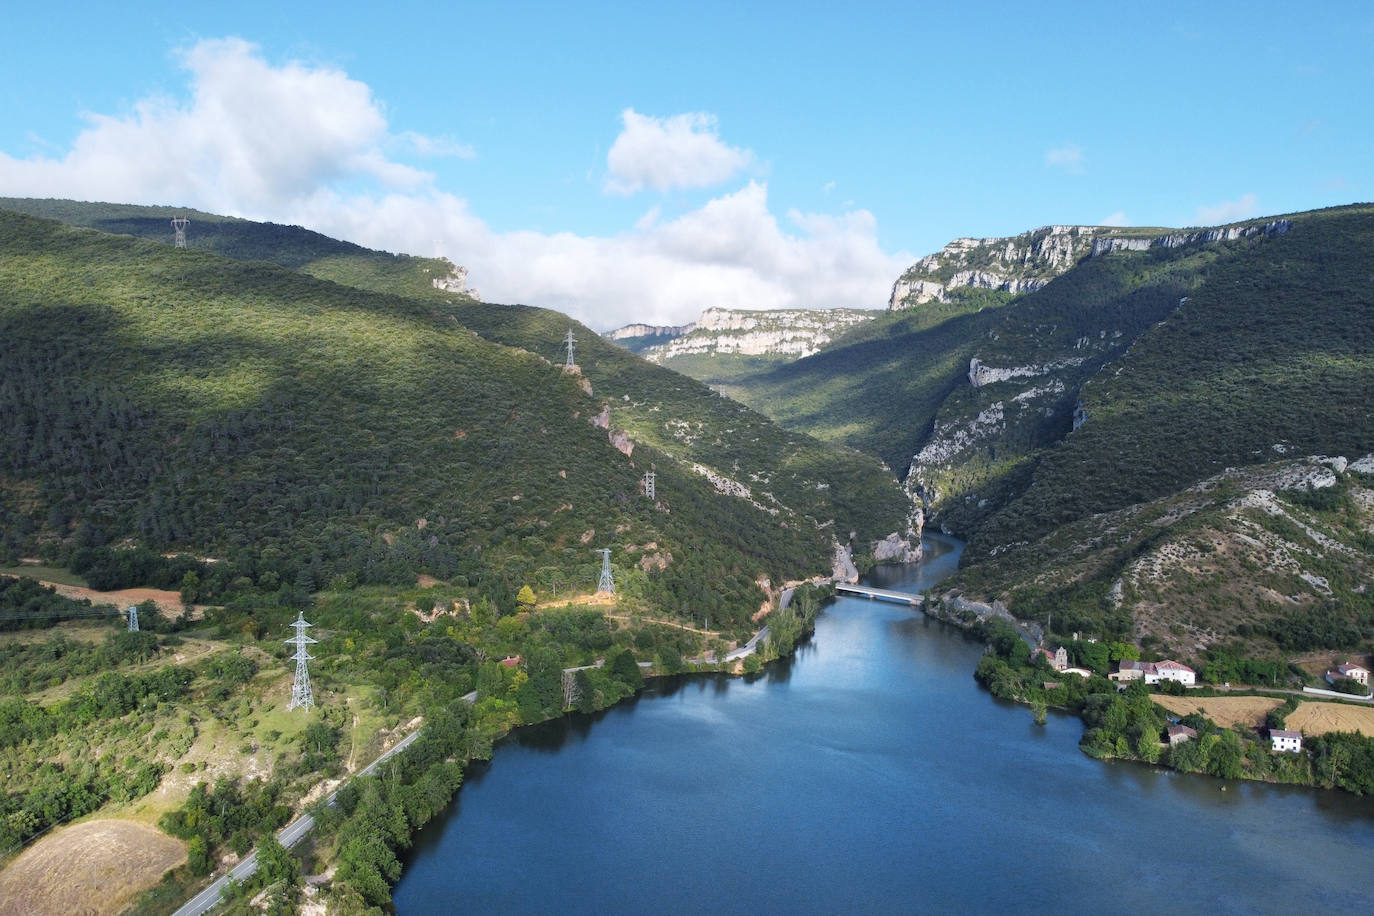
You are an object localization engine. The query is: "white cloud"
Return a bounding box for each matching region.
[1045,143,1085,173]
[396,131,476,159]
[823,180,836,194]
[1098,211,1129,227]
[0,39,908,331]
[1195,192,1259,225]
[604,109,753,195]
[300,181,910,330]
[0,38,435,214]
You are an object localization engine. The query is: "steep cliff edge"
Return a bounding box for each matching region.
[887,220,1293,310]
[607,307,879,361]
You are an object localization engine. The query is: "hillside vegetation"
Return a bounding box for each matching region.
[0,202,904,911]
[712,204,1374,659]
[0,209,912,634]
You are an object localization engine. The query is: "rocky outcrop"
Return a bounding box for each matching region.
[889,225,1115,309]
[430,260,480,299]
[609,307,878,362]
[890,218,1294,311]
[832,543,859,583]
[604,322,690,341]
[1089,219,1292,256]
[871,532,922,564]
[968,357,1086,388]
[609,429,634,457]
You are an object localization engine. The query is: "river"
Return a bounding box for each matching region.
[395,535,1374,913]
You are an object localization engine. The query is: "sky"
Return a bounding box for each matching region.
[1,1,1371,330]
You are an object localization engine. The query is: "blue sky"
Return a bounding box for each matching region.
[2,1,1371,329]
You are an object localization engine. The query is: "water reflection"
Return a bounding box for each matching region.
[396,535,1374,914]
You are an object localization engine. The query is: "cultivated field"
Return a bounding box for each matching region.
[1286,701,1374,737]
[0,819,184,916]
[1152,695,1282,728]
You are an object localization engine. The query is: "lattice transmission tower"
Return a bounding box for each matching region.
[564,329,577,368]
[595,548,614,595]
[171,217,188,248]
[127,605,139,632]
[285,612,317,711]
[643,471,655,500]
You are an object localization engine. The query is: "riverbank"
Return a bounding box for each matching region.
[393,547,1374,914]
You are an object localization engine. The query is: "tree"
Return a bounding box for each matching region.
[256,832,300,889]
[515,585,536,609]
[179,571,200,607]
[607,648,643,690]
[187,834,210,876]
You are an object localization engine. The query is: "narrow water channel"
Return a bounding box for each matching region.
[395,535,1374,914]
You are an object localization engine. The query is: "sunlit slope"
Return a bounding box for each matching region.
[0,211,866,631]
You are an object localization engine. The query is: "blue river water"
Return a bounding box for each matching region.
[395,535,1374,914]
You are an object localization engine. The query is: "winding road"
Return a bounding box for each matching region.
[172,728,421,916]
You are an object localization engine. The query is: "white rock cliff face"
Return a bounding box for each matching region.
[889,219,1293,310]
[430,260,480,300]
[608,307,877,361]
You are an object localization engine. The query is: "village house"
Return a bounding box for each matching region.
[1110,659,1196,686]
[1167,725,1197,746]
[1270,729,1303,753]
[1324,662,1370,689]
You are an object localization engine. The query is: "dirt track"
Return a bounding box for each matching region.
[0,819,184,915]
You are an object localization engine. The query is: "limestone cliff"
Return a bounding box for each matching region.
[888,225,1125,309]
[606,307,879,362]
[429,259,481,300]
[887,219,1292,310]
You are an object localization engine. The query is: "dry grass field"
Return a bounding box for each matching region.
[0,819,184,916]
[1152,695,1282,728]
[1286,701,1374,737]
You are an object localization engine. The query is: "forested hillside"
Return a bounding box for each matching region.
[0,197,464,301]
[0,208,904,635]
[706,204,1374,658]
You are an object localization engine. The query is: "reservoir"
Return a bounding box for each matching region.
[395,536,1374,913]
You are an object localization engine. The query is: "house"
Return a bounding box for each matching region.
[499,655,522,668]
[1152,660,1196,686]
[1167,725,1197,746]
[1109,659,1196,686]
[1270,729,1303,753]
[1111,659,1149,682]
[1325,662,1370,689]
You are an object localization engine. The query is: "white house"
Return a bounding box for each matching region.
[1167,725,1197,746]
[1270,729,1303,753]
[1152,660,1196,686]
[1325,662,1370,689]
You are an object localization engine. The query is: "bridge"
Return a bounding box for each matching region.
[834,584,923,607]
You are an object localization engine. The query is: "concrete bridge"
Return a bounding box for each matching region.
[834,583,923,607]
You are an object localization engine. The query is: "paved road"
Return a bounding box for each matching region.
[173,728,422,916]
[725,625,770,662]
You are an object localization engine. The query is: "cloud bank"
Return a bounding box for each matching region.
[604,109,753,195]
[0,39,908,330]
